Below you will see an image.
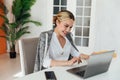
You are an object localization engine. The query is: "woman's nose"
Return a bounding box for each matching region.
[66,27,71,32]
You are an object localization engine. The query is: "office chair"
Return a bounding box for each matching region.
[19,37,38,75]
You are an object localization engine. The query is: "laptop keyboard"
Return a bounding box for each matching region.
[75,70,85,77]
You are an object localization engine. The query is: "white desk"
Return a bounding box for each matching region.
[15,58,120,80]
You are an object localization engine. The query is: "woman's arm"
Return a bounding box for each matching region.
[50,57,79,67]
[50,54,89,67]
[34,33,46,72]
[79,53,90,60]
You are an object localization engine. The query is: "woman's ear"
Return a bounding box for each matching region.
[56,20,60,26]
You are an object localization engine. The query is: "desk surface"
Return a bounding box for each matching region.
[15,58,120,80]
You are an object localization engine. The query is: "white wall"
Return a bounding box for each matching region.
[21,0,53,38]
[95,0,120,56]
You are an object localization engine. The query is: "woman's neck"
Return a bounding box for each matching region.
[54,28,66,48]
[54,28,63,38]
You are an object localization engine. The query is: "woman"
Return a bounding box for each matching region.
[34,10,89,72]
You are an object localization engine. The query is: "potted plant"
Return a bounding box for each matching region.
[0,0,41,58]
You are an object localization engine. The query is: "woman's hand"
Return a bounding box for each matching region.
[68,57,79,66]
[79,54,89,60]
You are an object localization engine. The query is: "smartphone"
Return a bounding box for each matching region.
[45,71,57,80]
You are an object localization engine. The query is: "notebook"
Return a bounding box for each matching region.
[67,50,114,79]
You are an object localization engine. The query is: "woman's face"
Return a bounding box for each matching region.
[56,19,74,37]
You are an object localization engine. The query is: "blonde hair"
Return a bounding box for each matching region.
[53,10,75,24]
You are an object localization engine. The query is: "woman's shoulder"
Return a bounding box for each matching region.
[39,29,54,38]
[41,29,54,34]
[38,29,54,42]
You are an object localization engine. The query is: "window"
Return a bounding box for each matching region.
[74,0,92,47]
[53,0,67,15]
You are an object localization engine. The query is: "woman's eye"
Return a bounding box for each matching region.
[70,27,72,28]
[64,25,69,27]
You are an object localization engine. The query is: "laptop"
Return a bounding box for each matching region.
[67,50,114,79]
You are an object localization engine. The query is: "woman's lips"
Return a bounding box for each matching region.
[63,31,67,35]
